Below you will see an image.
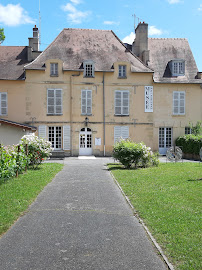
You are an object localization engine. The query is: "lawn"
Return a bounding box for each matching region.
[0,163,63,236]
[108,162,202,270]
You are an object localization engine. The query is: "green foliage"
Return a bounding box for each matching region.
[109,163,202,270]
[113,139,159,168]
[189,121,202,136]
[20,134,53,169]
[0,135,53,179]
[0,28,5,44]
[176,134,202,155]
[0,163,64,235]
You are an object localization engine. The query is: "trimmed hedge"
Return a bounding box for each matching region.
[175,134,202,155]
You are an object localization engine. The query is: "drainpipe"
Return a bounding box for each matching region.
[70,72,80,156]
[103,72,106,156]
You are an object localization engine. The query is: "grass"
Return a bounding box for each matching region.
[108,162,202,270]
[0,163,63,236]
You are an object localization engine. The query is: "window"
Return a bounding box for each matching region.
[84,60,94,77]
[171,60,185,76]
[115,90,129,115]
[81,90,92,115]
[0,92,7,116]
[50,63,58,76]
[49,126,62,150]
[118,65,126,78]
[173,91,185,115]
[114,126,129,144]
[185,127,191,134]
[145,86,153,112]
[47,89,62,115]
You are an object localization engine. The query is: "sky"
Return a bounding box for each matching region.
[0,0,202,71]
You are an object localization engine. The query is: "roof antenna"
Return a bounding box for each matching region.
[133,12,136,31]
[39,0,41,49]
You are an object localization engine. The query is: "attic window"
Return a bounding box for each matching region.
[171,60,185,76]
[84,61,94,78]
[118,65,127,78]
[50,63,58,76]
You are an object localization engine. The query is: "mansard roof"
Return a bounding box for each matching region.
[25,28,153,73]
[0,46,30,80]
[148,38,202,83]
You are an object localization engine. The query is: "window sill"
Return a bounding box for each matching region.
[172,114,185,117]
[81,114,92,116]
[47,114,63,116]
[114,114,129,117]
[84,76,95,78]
[118,76,127,79]
[50,74,59,77]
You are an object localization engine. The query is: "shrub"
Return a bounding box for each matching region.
[113,139,159,169]
[176,134,202,155]
[20,134,53,168]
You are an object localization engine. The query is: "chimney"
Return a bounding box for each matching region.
[28,26,41,61]
[132,22,150,65]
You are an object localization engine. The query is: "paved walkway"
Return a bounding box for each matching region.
[0,158,168,270]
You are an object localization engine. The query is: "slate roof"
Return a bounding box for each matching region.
[25,28,153,73]
[148,38,202,83]
[0,118,36,131]
[0,46,30,80]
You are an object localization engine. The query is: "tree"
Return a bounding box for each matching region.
[0,28,5,44]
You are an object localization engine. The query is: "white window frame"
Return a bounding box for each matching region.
[83,60,94,77]
[171,60,185,76]
[118,65,127,78]
[48,126,62,150]
[0,92,7,116]
[114,90,129,116]
[173,91,185,115]
[114,126,129,144]
[185,127,192,135]
[50,63,58,76]
[81,90,92,115]
[47,89,62,115]
[145,86,153,112]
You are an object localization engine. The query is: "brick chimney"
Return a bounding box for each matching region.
[28,26,41,61]
[132,22,150,65]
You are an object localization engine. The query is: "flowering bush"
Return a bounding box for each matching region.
[0,135,53,179]
[0,145,28,179]
[113,139,159,169]
[20,134,53,168]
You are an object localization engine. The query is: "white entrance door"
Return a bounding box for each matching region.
[159,127,172,155]
[79,128,93,156]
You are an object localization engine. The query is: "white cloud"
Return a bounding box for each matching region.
[122,32,135,44]
[0,4,35,26]
[167,0,182,4]
[149,26,163,36]
[70,0,82,4]
[62,2,90,24]
[103,21,119,25]
[198,4,202,11]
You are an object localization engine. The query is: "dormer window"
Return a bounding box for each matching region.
[84,60,94,77]
[50,63,58,76]
[118,65,126,78]
[171,60,185,76]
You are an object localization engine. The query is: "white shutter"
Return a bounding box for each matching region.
[114,126,129,144]
[121,126,129,139]
[173,91,185,115]
[87,90,92,114]
[81,90,87,114]
[63,125,70,150]
[145,86,153,112]
[115,91,122,115]
[55,89,62,114]
[38,125,47,139]
[47,89,55,114]
[114,126,122,144]
[122,91,129,115]
[0,93,7,115]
